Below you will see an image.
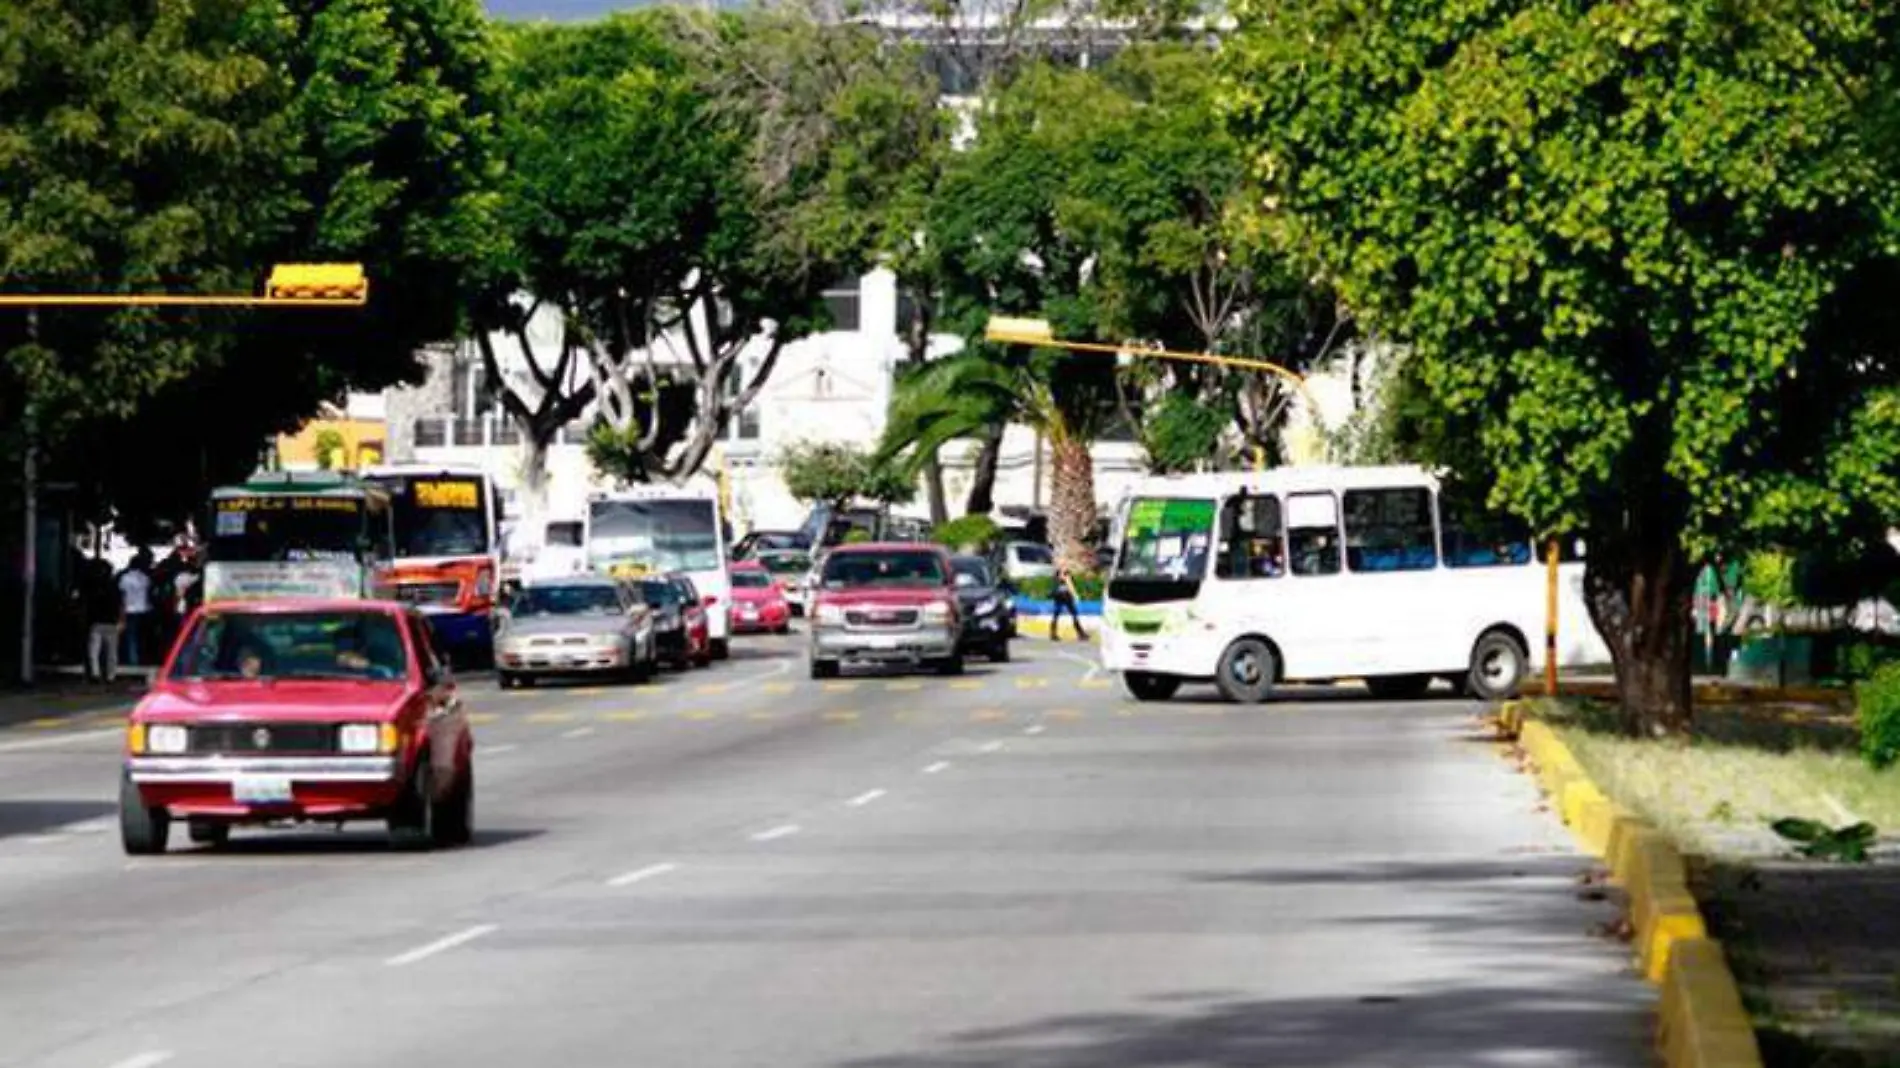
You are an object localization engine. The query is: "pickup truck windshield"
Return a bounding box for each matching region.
[822,551,944,589]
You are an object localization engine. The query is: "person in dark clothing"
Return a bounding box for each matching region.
[1049,563,1088,641]
[83,560,123,682]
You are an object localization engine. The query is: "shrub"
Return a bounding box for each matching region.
[934,515,999,552]
[1837,638,1900,682]
[1855,661,1900,770]
[1014,573,1104,602]
[842,528,873,545]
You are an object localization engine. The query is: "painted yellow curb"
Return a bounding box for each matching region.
[1506,704,1763,1068]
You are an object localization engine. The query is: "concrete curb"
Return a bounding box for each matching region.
[1496,702,1764,1068]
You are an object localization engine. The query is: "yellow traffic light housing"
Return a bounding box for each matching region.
[984,316,1057,345]
[265,263,368,304]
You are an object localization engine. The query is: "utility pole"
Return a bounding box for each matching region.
[19,308,37,685]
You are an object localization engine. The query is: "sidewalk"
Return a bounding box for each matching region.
[0,667,152,730]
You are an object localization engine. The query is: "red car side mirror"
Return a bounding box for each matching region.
[703,595,717,607]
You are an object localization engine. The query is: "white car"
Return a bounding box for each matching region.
[995,540,1057,584]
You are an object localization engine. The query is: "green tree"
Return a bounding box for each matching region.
[10,0,498,527]
[777,440,914,510]
[478,9,934,512]
[1225,0,1900,734]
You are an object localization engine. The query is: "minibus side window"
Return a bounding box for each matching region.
[1215,495,1286,579]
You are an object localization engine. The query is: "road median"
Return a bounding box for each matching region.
[1498,701,1764,1068]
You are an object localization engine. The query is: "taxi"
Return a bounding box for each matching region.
[119,600,475,854]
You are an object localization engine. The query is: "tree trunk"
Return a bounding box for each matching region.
[903,297,949,527]
[1048,436,1096,574]
[516,434,552,539]
[964,429,1002,516]
[923,454,948,527]
[1582,531,1695,737]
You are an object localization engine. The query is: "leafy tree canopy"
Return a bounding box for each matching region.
[778,440,915,509]
[1224,0,1900,733]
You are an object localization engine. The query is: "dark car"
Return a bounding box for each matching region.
[732,529,809,561]
[949,554,1014,662]
[638,576,711,670]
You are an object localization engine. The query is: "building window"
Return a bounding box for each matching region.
[823,275,862,333]
[1344,487,1438,572]
[1215,495,1285,579]
[1286,492,1341,576]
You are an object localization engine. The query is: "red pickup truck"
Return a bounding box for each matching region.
[806,543,963,678]
[119,599,475,854]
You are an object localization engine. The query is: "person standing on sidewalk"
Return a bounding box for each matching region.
[1049,562,1088,641]
[84,559,123,683]
[117,549,154,669]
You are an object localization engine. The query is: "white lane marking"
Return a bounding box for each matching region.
[979,740,1004,754]
[385,924,498,967]
[1023,725,1046,736]
[847,789,886,807]
[750,824,800,842]
[923,761,950,774]
[607,861,679,888]
[22,834,61,846]
[106,1052,175,1068]
[1049,648,1103,680]
[482,743,520,755]
[561,726,595,739]
[57,817,113,835]
[0,726,123,754]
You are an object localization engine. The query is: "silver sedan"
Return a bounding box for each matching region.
[493,575,657,688]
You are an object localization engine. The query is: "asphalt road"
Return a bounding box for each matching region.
[0,631,1652,1068]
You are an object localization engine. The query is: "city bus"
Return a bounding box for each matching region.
[362,464,502,664]
[1101,465,1609,704]
[585,486,733,659]
[202,471,396,602]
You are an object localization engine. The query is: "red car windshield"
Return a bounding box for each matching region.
[171,611,408,682]
[731,571,772,590]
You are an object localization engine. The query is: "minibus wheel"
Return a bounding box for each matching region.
[1214,638,1277,704]
[1123,671,1180,702]
[1467,630,1527,701]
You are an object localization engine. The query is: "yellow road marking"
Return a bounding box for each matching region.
[1047,708,1084,720]
[694,684,731,696]
[683,709,717,721]
[1079,678,1112,690]
[467,712,500,725]
[822,681,858,693]
[602,711,645,722]
[1015,677,1049,690]
[86,712,127,725]
[1115,707,1137,717]
[526,711,575,724]
[822,710,860,723]
[761,682,795,696]
[571,688,605,697]
[26,717,67,729]
[747,710,777,720]
[971,708,1006,721]
[885,681,923,692]
[948,680,983,691]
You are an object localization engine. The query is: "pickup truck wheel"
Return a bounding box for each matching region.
[497,671,519,690]
[389,759,438,851]
[187,820,230,848]
[437,763,474,847]
[935,652,965,677]
[810,658,839,680]
[989,640,1011,664]
[711,638,731,661]
[119,774,169,856]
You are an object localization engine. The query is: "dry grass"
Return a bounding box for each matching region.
[1541,700,1900,856]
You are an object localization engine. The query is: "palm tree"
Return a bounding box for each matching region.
[878,351,1103,572]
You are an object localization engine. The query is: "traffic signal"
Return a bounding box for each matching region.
[265,263,368,304]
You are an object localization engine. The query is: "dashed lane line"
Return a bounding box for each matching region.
[386,924,498,967]
[923,761,950,774]
[885,680,923,692]
[971,709,1006,721]
[822,710,860,723]
[601,710,645,722]
[561,726,596,739]
[105,1052,175,1068]
[979,740,1005,754]
[750,824,800,842]
[1024,725,1046,736]
[524,711,575,724]
[948,679,983,691]
[847,789,886,807]
[607,862,679,888]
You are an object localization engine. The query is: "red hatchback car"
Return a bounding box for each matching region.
[727,562,792,635]
[120,600,475,854]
